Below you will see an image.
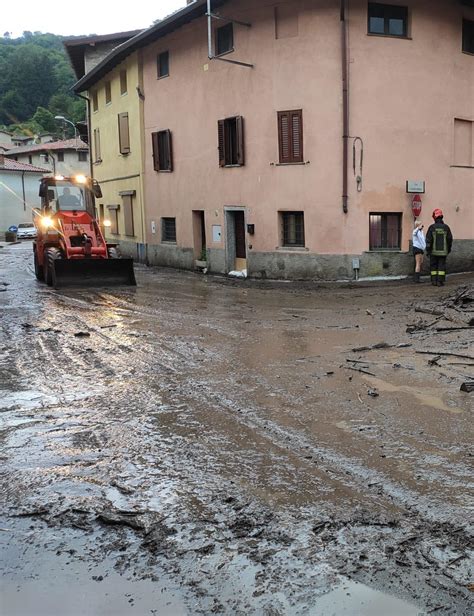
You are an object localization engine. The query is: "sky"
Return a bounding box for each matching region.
[4,0,187,38]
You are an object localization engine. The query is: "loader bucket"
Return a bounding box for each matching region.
[51,258,136,289]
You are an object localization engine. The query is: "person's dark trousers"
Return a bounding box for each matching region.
[430,255,447,285]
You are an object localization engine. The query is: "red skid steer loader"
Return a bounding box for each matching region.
[33,175,136,288]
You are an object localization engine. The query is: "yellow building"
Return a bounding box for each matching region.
[69,36,146,261]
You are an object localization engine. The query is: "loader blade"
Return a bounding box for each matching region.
[51,258,136,288]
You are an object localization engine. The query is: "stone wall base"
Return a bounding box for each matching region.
[143,240,474,281]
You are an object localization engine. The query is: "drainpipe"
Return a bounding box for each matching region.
[341,0,349,214]
[21,171,26,211]
[75,92,93,179]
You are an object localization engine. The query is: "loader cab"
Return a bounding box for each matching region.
[39,176,100,218]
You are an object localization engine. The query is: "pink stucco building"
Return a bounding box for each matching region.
[78,0,474,279]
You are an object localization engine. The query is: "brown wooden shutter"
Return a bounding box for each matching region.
[152,132,160,171]
[122,195,134,236]
[278,110,303,163]
[118,112,130,154]
[236,116,245,166]
[218,120,225,167]
[165,130,173,172]
[278,111,290,163]
[291,110,303,162]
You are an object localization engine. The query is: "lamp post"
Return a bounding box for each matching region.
[54,115,79,145]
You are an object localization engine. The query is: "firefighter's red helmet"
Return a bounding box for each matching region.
[432,208,443,220]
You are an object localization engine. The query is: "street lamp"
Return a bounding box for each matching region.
[54,115,79,145]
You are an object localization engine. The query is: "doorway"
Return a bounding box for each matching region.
[192,210,206,262]
[225,208,247,272]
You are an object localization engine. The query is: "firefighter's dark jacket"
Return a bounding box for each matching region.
[426,219,453,256]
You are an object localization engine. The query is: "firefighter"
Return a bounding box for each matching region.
[425,209,453,286]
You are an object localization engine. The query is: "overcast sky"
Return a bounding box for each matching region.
[5,1,187,38]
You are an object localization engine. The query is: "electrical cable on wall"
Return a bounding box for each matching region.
[352,137,364,192]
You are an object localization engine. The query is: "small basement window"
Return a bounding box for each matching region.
[281,212,305,248]
[368,3,408,37]
[369,213,402,250]
[162,217,176,243]
[216,23,234,55]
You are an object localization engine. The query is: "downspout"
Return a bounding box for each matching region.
[21,171,26,211]
[341,0,349,214]
[75,92,93,178]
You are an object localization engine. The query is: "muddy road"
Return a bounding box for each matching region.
[1,242,473,615]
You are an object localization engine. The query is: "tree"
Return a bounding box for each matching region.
[32,107,57,133]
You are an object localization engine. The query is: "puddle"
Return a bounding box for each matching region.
[365,376,463,414]
[309,580,422,615]
[0,522,186,616]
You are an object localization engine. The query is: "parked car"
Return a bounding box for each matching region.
[16,223,37,239]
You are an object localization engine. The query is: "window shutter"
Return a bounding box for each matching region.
[278,111,290,163]
[236,116,245,166]
[291,110,303,162]
[94,128,101,162]
[218,120,225,167]
[123,195,134,236]
[118,112,130,154]
[152,132,160,171]
[165,130,173,172]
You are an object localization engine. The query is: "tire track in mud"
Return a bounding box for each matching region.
[2,247,473,614]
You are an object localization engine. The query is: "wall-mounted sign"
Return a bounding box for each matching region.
[406,180,425,194]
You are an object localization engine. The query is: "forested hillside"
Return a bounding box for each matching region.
[0,32,85,137]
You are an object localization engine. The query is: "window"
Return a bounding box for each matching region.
[278,110,303,164]
[368,3,408,37]
[105,81,112,104]
[57,152,64,162]
[281,212,305,247]
[107,205,119,235]
[152,130,173,172]
[462,19,474,54]
[78,151,88,162]
[162,217,176,243]
[92,90,98,112]
[157,51,170,78]
[454,118,473,166]
[28,155,32,164]
[216,23,233,55]
[118,112,130,154]
[121,193,135,236]
[218,116,245,167]
[93,128,101,162]
[369,213,402,250]
[120,70,128,95]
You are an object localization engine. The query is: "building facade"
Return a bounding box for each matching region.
[70,33,147,261]
[75,0,474,279]
[0,155,47,235]
[5,139,90,178]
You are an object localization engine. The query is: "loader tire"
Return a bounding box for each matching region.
[33,245,44,281]
[45,247,62,287]
[107,247,121,259]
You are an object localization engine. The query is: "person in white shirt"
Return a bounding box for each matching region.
[412,220,426,283]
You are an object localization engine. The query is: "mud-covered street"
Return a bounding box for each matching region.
[0,242,473,615]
